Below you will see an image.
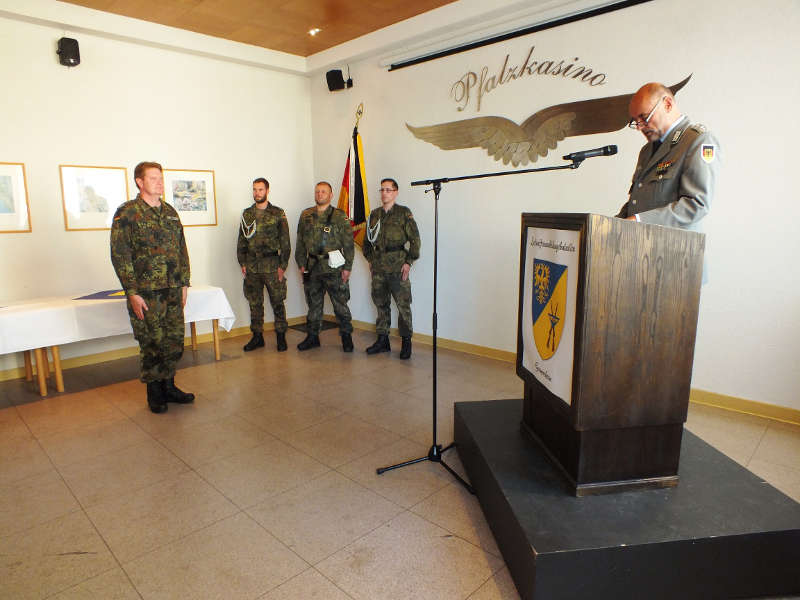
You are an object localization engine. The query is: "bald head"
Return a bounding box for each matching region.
[629,82,681,142]
[632,83,673,107]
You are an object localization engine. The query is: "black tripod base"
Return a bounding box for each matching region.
[376,442,475,494]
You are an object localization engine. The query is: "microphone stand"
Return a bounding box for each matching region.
[376,159,584,493]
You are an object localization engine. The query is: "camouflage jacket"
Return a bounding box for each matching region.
[294,204,354,275]
[110,195,190,296]
[362,203,421,274]
[237,202,291,273]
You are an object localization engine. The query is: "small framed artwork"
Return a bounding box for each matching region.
[59,165,129,231]
[163,169,217,227]
[0,162,32,233]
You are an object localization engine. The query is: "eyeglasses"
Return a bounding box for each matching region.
[378,187,397,193]
[628,95,665,129]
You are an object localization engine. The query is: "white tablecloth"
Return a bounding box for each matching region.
[0,285,235,354]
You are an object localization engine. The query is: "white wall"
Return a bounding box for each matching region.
[2,0,799,413]
[0,7,314,370]
[309,0,800,410]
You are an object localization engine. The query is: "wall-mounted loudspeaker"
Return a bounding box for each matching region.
[326,69,352,92]
[57,37,80,67]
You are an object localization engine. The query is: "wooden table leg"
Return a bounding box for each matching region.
[42,347,51,380]
[190,322,198,350]
[33,348,48,397]
[51,345,64,393]
[212,319,220,360]
[24,350,33,381]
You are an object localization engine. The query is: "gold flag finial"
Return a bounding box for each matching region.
[355,103,364,128]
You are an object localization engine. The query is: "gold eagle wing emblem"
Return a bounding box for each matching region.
[406,75,691,167]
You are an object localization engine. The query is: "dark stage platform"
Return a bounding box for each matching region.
[454,399,800,600]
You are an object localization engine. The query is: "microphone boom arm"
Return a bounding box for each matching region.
[411,160,581,188]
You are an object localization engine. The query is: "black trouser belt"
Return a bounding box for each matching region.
[311,253,329,259]
[384,246,405,252]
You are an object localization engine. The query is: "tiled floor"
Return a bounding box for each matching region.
[1,328,798,599]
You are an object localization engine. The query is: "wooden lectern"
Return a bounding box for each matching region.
[516,213,705,495]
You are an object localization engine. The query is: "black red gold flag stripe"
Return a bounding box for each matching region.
[337,126,370,246]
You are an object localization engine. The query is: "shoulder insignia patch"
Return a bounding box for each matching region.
[701,144,716,163]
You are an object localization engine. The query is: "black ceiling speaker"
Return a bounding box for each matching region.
[326,69,353,92]
[57,37,80,67]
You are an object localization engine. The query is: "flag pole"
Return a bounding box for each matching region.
[354,102,364,130]
[338,103,369,247]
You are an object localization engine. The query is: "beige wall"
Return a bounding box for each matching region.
[0,5,314,370]
[1,0,799,413]
[309,0,800,410]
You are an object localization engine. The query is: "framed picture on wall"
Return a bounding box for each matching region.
[59,165,130,231]
[0,162,32,233]
[163,169,217,226]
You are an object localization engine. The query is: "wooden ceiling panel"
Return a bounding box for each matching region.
[61,0,118,9]
[231,23,301,51]
[169,11,245,38]
[60,0,457,56]
[108,0,202,23]
[192,0,275,23]
[57,0,203,28]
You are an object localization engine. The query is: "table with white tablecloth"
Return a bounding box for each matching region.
[0,285,236,396]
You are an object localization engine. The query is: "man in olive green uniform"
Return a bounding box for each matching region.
[237,178,291,352]
[618,82,719,233]
[110,161,193,414]
[295,181,355,352]
[363,178,421,359]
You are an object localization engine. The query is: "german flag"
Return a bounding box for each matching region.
[337,126,370,246]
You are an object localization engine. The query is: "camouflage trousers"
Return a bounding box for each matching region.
[243,271,287,333]
[303,272,353,335]
[371,272,413,337]
[127,288,185,383]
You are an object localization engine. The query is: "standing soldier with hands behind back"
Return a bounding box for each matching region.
[110,161,193,414]
[363,178,420,359]
[295,181,355,352]
[238,178,291,352]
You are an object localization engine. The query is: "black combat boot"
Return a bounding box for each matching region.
[297,333,320,351]
[243,332,264,352]
[399,337,412,359]
[162,377,195,403]
[276,331,287,352]
[146,381,168,413]
[366,334,391,355]
[341,333,354,352]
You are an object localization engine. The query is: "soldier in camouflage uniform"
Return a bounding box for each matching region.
[237,178,291,352]
[110,161,193,414]
[363,178,421,359]
[294,181,355,352]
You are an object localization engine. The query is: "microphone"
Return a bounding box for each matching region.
[562,145,618,162]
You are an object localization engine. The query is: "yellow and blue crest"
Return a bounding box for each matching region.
[532,259,568,360]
